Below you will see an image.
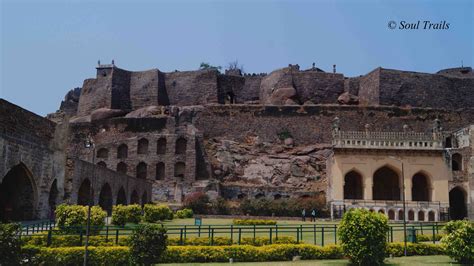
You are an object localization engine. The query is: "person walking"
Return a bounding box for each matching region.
[311,209,317,222]
[301,209,306,222]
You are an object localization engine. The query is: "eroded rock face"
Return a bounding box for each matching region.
[90,108,127,121]
[206,137,330,197]
[338,92,359,105]
[125,106,163,118]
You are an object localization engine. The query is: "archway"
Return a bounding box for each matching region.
[343,170,363,199]
[428,211,435,221]
[452,153,462,171]
[130,190,139,204]
[174,162,185,181]
[418,211,425,221]
[398,210,404,220]
[157,138,167,154]
[137,138,149,155]
[449,187,467,220]
[99,183,113,215]
[117,144,128,159]
[141,191,148,206]
[136,162,147,179]
[408,210,415,221]
[0,163,36,221]
[156,162,165,180]
[373,166,400,200]
[48,179,59,220]
[175,138,187,154]
[388,209,395,220]
[412,172,431,201]
[97,148,109,159]
[117,187,127,205]
[77,179,93,206]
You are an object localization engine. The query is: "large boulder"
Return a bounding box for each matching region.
[337,92,359,105]
[90,108,127,121]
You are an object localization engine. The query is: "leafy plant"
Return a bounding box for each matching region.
[175,208,193,219]
[441,220,474,264]
[55,204,106,234]
[143,204,173,223]
[199,62,221,71]
[183,192,210,214]
[129,223,167,265]
[338,208,389,265]
[0,223,22,265]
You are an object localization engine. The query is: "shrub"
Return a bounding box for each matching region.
[112,204,143,226]
[233,219,277,225]
[441,220,474,264]
[129,223,167,265]
[175,208,193,219]
[55,204,106,234]
[416,233,445,242]
[240,236,298,246]
[386,242,445,257]
[23,234,130,247]
[183,192,210,214]
[143,204,173,222]
[338,208,389,265]
[165,236,296,246]
[210,198,231,215]
[0,223,22,265]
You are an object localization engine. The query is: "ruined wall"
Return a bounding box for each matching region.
[165,70,219,106]
[238,75,263,103]
[217,74,245,104]
[77,68,114,116]
[110,68,132,111]
[129,69,160,110]
[358,68,380,105]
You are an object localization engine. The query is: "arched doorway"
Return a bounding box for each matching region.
[77,179,93,206]
[343,170,363,199]
[99,183,113,215]
[418,211,425,221]
[428,211,435,221]
[388,209,395,220]
[408,210,415,221]
[141,191,148,207]
[0,163,36,221]
[48,179,59,220]
[130,190,139,204]
[398,210,404,220]
[449,186,467,220]
[412,173,431,201]
[117,187,127,205]
[373,166,400,200]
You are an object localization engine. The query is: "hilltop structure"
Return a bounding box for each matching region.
[1,62,473,221]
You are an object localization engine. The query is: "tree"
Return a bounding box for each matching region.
[0,223,22,265]
[442,220,474,264]
[227,60,244,73]
[199,62,221,71]
[129,223,167,265]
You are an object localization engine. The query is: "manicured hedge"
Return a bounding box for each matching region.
[386,242,445,257]
[175,208,194,219]
[143,204,173,222]
[111,204,142,226]
[233,219,277,225]
[416,234,445,242]
[167,236,297,246]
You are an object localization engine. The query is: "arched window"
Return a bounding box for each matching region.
[157,138,167,154]
[408,210,415,221]
[97,161,107,168]
[373,166,400,201]
[156,162,165,180]
[452,153,462,171]
[449,186,467,220]
[398,210,404,220]
[97,148,109,159]
[428,211,435,221]
[117,162,127,175]
[48,179,59,214]
[344,171,363,200]
[175,138,187,154]
[136,162,147,179]
[174,162,185,180]
[137,138,149,155]
[117,144,128,159]
[412,172,431,201]
[388,209,395,220]
[418,211,425,221]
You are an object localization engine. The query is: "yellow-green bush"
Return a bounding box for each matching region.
[240,236,298,246]
[143,204,173,222]
[386,242,445,257]
[175,208,194,218]
[111,204,142,226]
[166,236,296,246]
[233,219,277,225]
[55,204,106,234]
[22,234,130,247]
[416,233,445,242]
[441,220,474,264]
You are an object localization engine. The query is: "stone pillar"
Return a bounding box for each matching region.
[364,176,373,200]
[404,177,412,202]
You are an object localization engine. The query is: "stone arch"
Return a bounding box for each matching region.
[99,183,113,215]
[141,191,148,206]
[0,163,37,221]
[77,179,93,206]
[97,161,107,168]
[136,162,147,179]
[156,162,165,180]
[428,211,435,221]
[388,209,395,220]
[48,179,59,219]
[157,138,167,154]
[343,170,363,200]
[130,190,139,204]
[452,153,462,171]
[117,187,127,205]
[412,171,431,201]
[117,162,127,175]
[418,210,425,221]
[449,186,467,220]
[137,138,149,155]
[175,138,187,154]
[117,144,128,159]
[174,162,185,180]
[373,165,401,200]
[408,209,415,221]
[97,148,109,159]
[398,209,404,220]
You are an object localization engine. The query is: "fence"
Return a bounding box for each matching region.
[20,221,446,247]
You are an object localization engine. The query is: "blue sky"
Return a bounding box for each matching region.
[1,0,473,115]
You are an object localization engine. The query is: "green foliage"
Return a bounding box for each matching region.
[129,223,167,265]
[240,236,298,246]
[416,233,445,242]
[239,196,327,217]
[55,204,106,234]
[23,234,130,247]
[199,62,222,71]
[338,208,389,265]
[0,223,22,265]
[441,220,474,264]
[111,204,142,226]
[233,219,277,225]
[386,242,445,257]
[143,204,173,223]
[175,208,194,219]
[159,244,343,263]
[183,192,210,214]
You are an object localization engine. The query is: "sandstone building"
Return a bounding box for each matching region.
[1,62,473,221]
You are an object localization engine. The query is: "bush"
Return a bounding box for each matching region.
[386,242,445,257]
[0,223,22,265]
[416,233,445,242]
[183,192,210,214]
[233,219,277,225]
[240,236,298,246]
[175,208,193,219]
[143,204,173,222]
[129,223,167,265]
[441,220,474,264]
[55,204,106,234]
[338,208,389,265]
[111,204,142,226]
[210,198,231,215]
[166,236,296,246]
[23,234,130,247]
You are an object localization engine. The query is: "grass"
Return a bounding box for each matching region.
[158,255,458,266]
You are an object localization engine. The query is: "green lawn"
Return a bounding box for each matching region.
[158,255,458,266]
